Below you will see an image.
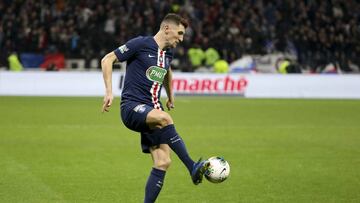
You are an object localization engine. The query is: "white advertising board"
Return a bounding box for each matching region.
[0,71,359,99]
[0,72,118,96]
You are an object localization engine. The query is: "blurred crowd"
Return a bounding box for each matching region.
[0,0,359,72]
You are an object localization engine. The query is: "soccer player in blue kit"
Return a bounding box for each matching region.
[101,13,209,203]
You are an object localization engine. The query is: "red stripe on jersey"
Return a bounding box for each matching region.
[159,50,164,67]
[153,84,158,96]
[151,49,165,109]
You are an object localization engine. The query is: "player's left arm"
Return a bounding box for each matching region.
[163,67,174,111]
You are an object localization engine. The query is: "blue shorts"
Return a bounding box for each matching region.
[120,101,164,153]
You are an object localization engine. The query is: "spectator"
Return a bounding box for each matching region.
[8,52,23,71]
[187,44,205,71]
[214,59,229,73]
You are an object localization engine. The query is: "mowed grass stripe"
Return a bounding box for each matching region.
[0,155,66,202]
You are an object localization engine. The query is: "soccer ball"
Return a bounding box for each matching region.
[204,156,230,183]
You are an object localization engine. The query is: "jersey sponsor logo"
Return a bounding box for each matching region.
[146,66,167,84]
[118,45,129,54]
[148,54,156,58]
[133,104,146,113]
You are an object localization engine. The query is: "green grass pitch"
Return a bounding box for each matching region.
[0,96,359,203]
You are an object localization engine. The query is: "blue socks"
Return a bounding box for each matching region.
[144,168,166,203]
[159,124,195,173]
[144,125,195,202]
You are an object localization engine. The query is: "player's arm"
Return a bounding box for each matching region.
[163,67,175,111]
[101,51,118,113]
[101,37,143,112]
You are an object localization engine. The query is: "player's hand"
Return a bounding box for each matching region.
[102,93,114,113]
[166,96,175,111]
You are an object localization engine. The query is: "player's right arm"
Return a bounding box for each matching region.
[101,36,144,112]
[101,51,117,113]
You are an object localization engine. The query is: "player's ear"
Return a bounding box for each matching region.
[163,24,170,34]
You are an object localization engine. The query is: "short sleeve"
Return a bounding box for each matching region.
[113,36,144,62]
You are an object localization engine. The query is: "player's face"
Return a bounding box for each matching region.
[165,23,185,48]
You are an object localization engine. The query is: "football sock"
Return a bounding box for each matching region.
[144,168,166,203]
[159,124,195,173]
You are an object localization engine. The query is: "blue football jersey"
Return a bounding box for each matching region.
[114,36,173,110]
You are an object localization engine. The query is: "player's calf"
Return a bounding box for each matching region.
[153,157,171,170]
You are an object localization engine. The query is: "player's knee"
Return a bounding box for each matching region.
[154,158,171,170]
[158,112,173,128]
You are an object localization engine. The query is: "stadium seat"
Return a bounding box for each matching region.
[19,53,45,68]
[66,59,85,70]
[40,53,65,70]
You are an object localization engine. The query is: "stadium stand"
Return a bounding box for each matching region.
[0,0,359,72]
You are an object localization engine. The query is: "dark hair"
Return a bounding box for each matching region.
[162,13,189,28]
